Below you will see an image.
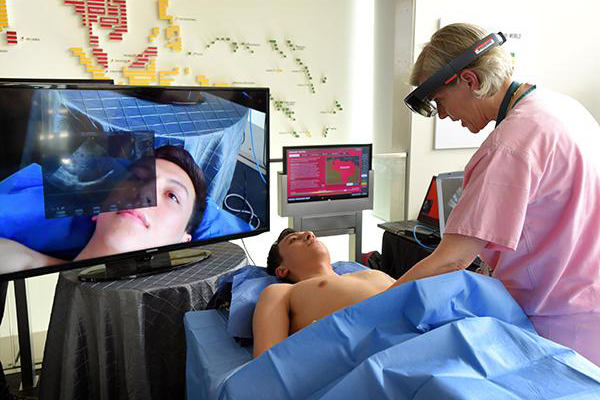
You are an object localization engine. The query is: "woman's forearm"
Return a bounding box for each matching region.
[388,233,486,289]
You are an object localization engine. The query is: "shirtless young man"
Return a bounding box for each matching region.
[252,228,395,357]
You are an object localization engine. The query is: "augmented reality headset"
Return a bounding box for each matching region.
[404,32,507,117]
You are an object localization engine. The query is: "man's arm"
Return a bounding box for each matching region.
[252,283,292,358]
[389,233,486,289]
[0,238,65,273]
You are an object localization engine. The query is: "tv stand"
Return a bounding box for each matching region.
[14,279,37,394]
[78,246,211,282]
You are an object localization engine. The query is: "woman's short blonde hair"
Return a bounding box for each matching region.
[410,23,513,98]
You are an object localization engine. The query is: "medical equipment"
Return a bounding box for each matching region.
[404,32,506,117]
[0,83,270,281]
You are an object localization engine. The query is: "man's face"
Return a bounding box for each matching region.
[93,158,196,254]
[429,72,488,133]
[277,231,330,280]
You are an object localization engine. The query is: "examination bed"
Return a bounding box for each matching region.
[185,267,600,400]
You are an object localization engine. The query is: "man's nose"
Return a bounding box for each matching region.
[305,231,315,241]
[438,107,448,119]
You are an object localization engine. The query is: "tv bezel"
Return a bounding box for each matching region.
[282,143,373,204]
[0,82,270,281]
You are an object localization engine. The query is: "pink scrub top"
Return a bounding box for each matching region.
[444,87,600,365]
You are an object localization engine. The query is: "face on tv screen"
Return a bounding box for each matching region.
[285,145,371,203]
[0,86,269,279]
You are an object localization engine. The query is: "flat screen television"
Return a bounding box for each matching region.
[0,83,269,281]
[283,144,372,203]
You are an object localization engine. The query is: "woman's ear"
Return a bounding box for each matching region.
[275,267,289,279]
[181,233,192,243]
[459,69,480,90]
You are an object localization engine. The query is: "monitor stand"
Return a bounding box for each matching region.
[78,247,211,282]
[278,171,374,263]
[290,211,363,262]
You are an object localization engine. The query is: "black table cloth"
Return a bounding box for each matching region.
[39,241,247,400]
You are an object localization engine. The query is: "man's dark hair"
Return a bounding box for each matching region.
[155,145,207,234]
[266,228,297,276]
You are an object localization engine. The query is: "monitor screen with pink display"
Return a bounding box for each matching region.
[283,144,372,203]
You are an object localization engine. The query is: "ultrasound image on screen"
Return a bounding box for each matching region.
[0,86,269,277]
[41,131,156,218]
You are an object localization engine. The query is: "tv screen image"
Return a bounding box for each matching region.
[284,144,372,203]
[0,85,269,280]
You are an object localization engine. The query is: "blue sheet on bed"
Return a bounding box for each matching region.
[185,310,252,400]
[203,270,600,400]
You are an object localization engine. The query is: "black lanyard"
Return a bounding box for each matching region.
[495,81,520,127]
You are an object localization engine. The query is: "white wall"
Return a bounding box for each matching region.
[373,0,395,154]
[402,0,600,219]
[531,2,600,118]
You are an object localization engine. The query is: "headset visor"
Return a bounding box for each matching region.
[404,92,438,117]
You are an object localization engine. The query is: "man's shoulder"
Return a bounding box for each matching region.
[0,238,66,272]
[265,282,294,289]
[259,282,293,299]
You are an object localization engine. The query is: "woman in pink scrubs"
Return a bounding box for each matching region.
[392,23,600,366]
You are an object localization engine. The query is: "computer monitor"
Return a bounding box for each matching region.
[284,144,371,203]
[0,83,269,280]
[436,171,464,235]
[278,144,373,217]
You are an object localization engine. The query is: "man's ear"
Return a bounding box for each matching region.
[459,69,480,91]
[91,215,98,222]
[275,266,289,279]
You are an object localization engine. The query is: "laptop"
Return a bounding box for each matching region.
[378,175,441,238]
[379,171,483,269]
[436,171,464,235]
[379,171,465,239]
